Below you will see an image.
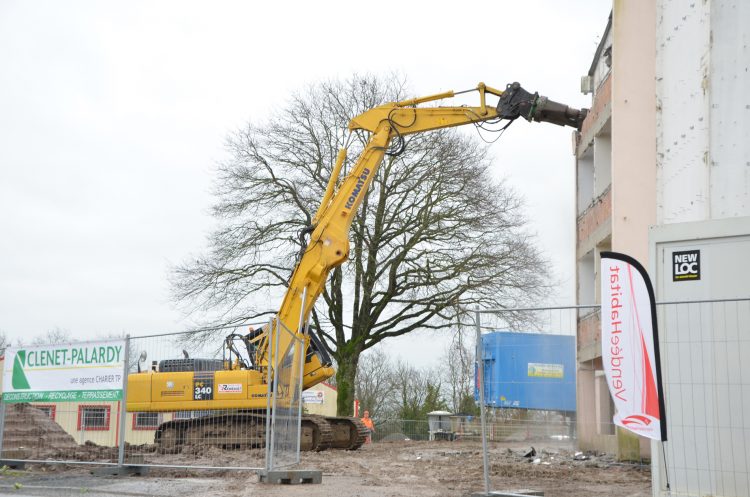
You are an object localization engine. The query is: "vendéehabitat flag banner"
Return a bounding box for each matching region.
[600,252,667,441]
[2,339,126,403]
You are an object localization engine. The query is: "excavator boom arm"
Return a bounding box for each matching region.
[264,82,587,390]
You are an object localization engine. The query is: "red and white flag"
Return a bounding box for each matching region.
[600,252,667,441]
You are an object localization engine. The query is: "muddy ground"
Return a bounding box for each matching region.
[1,403,650,495]
[243,440,650,497]
[4,439,651,497]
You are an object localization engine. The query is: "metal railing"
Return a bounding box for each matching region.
[372,416,576,444]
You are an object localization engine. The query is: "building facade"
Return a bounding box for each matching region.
[575,2,750,495]
[650,0,750,495]
[575,5,656,460]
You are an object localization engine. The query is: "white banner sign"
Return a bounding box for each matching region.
[600,252,667,441]
[527,363,564,379]
[2,339,126,403]
[302,390,324,404]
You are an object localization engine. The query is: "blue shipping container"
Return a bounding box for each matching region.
[477,332,576,412]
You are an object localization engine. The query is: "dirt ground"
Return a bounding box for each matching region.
[1,404,650,496]
[1,406,650,496]
[239,440,651,497]
[3,439,651,497]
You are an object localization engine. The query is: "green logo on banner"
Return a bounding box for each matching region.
[12,350,31,390]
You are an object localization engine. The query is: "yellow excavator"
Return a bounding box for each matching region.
[126,81,587,452]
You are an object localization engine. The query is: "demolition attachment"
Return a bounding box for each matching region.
[497,81,588,130]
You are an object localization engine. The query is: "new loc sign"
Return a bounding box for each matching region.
[2,339,126,403]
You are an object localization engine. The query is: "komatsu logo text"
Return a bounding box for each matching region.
[344,168,371,209]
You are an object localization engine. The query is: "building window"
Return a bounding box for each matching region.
[133,412,160,430]
[77,405,111,431]
[34,404,56,421]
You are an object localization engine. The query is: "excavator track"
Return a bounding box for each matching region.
[324,416,369,450]
[154,412,367,453]
[155,412,266,454]
[301,415,333,451]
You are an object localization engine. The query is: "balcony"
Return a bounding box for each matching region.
[577,186,611,247]
[577,309,601,362]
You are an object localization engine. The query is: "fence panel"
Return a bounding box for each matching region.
[474,305,615,494]
[655,299,750,497]
[123,325,266,470]
[373,419,430,442]
[477,299,750,497]
[476,307,580,430]
[0,337,130,467]
[372,416,575,445]
[266,318,304,470]
[0,318,311,472]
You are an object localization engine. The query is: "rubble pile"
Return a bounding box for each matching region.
[1,403,78,459]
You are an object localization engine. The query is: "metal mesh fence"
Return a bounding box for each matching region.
[477,299,750,496]
[372,415,575,444]
[3,298,746,491]
[266,318,304,470]
[123,324,267,470]
[0,316,308,472]
[654,298,750,497]
[0,337,130,466]
[0,399,122,465]
[474,305,622,494]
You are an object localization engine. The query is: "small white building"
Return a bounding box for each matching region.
[301,382,337,417]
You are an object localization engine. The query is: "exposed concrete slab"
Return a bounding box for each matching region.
[258,469,322,484]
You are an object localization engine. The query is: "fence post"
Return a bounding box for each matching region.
[475,309,490,495]
[295,286,308,462]
[0,399,6,459]
[268,317,282,471]
[118,334,130,467]
[264,316,274,471]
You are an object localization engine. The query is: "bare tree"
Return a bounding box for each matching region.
[172,74,546,415]
[390,361,447,420]
[354,348,397,419]
[30,327,72,345]
[98,332,141,372]
[0,329,10,354]
[442,329,479,415]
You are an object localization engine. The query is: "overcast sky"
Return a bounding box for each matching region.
[0,1,611,353]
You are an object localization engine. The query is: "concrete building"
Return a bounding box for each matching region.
[575,12,615,455]
[575,1,750,495]
[650,1,750,495]
[575,4,656,460]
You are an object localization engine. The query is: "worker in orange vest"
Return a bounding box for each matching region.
[361,410,375,443]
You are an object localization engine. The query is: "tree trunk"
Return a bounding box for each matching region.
[335,350,360,416]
